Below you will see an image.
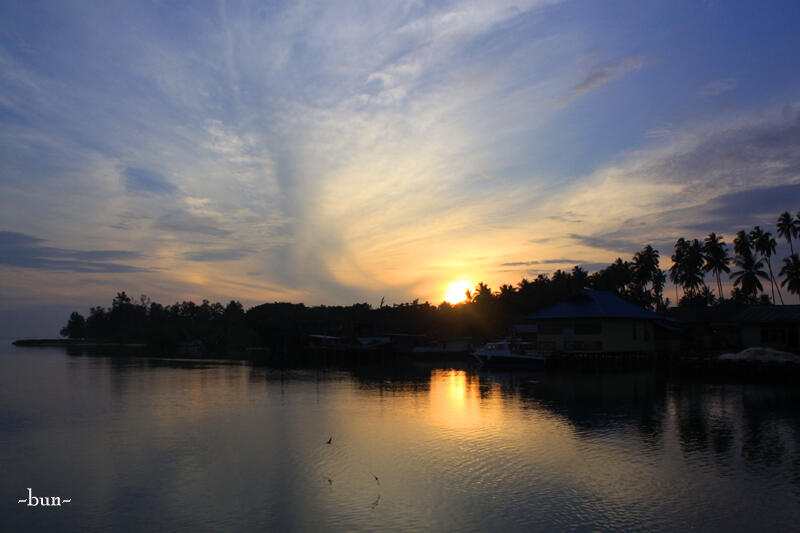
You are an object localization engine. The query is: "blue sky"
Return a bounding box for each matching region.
[1,0,800,335]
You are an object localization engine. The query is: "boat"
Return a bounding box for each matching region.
[472,338,546,367]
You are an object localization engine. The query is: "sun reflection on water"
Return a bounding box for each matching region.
[428,369,502,431]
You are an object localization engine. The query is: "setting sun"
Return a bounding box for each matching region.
[443,280,473,304]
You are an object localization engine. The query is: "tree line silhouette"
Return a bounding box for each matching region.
[60,293,260,352]
[668,210,800,306]
[60,210,800,351]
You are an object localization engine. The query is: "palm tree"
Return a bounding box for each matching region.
[633,245,660,288]
[652,269,667,311]
[700,286,717,307]
[670,238,688,303]
[680,239,706,297]
[750,226,782,304]
[777,211,798,256]
[779,253,800,296]
[571,265,589,290]
[497,283,516,317]
[730,253,769,299]
[498,284,515,297]
[473,282,494,305]
[629,245,659,309]
[702,233,730,300]
[733,230,752,258]
[610,258,634,294]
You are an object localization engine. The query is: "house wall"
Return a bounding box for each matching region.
[535,318,655,353]
[741,325,761,348]
[744,323,800,351]
[602,319,655,352]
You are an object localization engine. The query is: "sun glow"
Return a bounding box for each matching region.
[443,280,472,304]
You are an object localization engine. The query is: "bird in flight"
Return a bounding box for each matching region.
[326,435,332,444]
[370,472,380,485]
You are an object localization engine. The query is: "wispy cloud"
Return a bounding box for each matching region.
[122,167,177,195]
[546,211,584,223]
[567,234,650,254]
[184,248,253,262]
[501,258,585,266]
[0,231,147,273]
[155,210,231,237]
[645,126,674,139]
[699,78,737,97]
[550,107,800,257]
[561,56,645,105]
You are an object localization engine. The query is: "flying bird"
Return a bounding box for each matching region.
[370,472,380,485]
[326,436,332,444]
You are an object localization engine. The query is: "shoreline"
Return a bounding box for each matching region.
[10,338,800,382]
[12,338,147,347]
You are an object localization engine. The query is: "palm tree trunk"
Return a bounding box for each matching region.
[769,264,775,303]
[767,258,783,304]
[717,272,723,300]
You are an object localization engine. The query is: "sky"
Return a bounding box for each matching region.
[1,0,800,336]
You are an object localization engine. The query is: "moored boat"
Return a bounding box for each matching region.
[472,338,546,367]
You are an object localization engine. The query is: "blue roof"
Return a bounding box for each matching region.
[527,290,664,321]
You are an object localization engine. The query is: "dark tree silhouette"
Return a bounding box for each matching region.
[730,253,769,299]
[700,286,717,306]
[473,282,494,305]
[750,226,782,304]
[780,253,800,296]
[498,284,516,298]
[777,211,798,256]
[633,245,660,289]
[702,233,730,300]
[652,269,667,311]
[733,230,752,258]
[679,239,706,297]
[571,265,589,291]
[60,312,86,339]
[670,238,688,302]
[590,258,633,296]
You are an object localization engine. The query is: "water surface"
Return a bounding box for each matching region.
[2,344,799,532]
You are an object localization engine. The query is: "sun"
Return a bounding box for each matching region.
[443,280,473,304]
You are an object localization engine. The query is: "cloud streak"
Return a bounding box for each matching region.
[501,259,586,266]
[699,78,737,97]
[184,248,253,262]
[0,231,147,273]
[122,167,177,195]
[561,56,645,104]
[155,210,231,237]
[548,109,800,259]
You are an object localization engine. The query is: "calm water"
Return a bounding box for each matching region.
[1,344,799,532]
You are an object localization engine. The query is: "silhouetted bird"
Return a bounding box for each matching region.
[370,472,380,485]
[327,478,333,485]
[326,436,332,444]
